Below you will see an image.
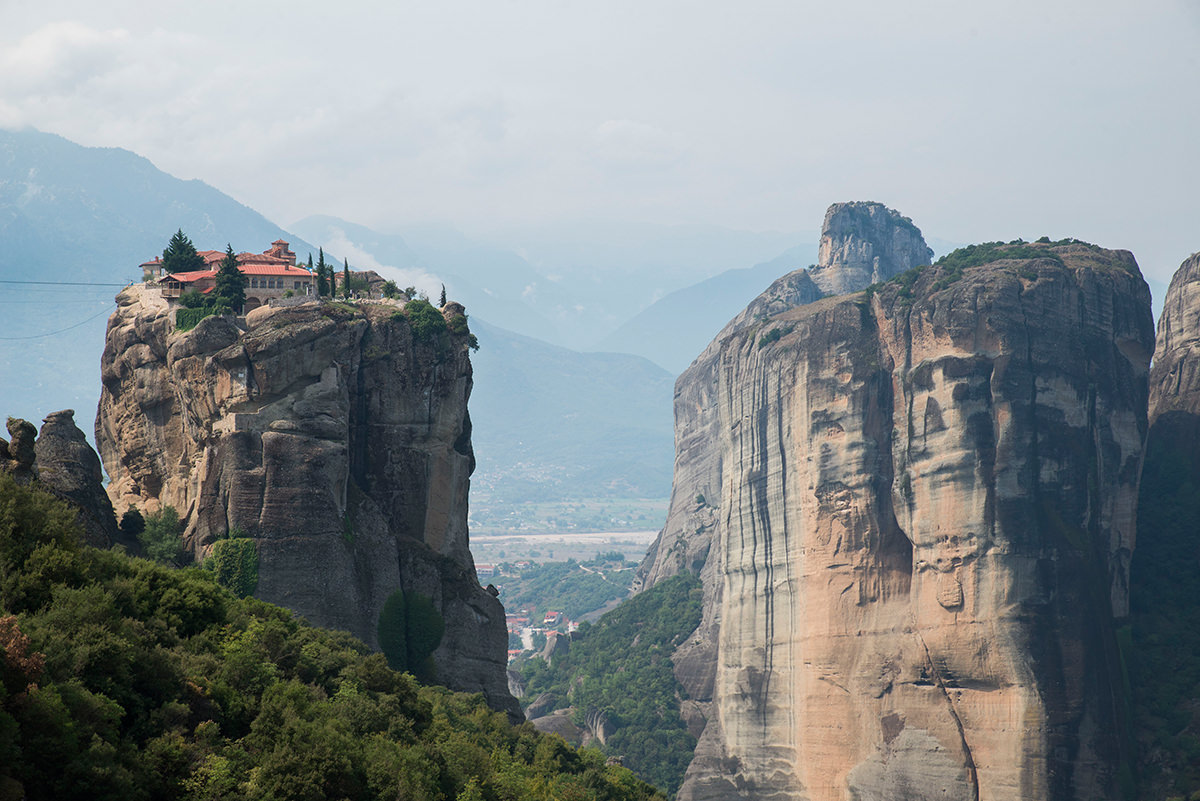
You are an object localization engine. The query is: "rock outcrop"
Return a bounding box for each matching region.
[96,287,519,718]
[34,410,122,547]
[1,411,121,548]
[640,237,1152,800]
[1149,251,1200,436]
[808,201,934,295]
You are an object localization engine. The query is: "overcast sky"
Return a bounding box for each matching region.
[2,0,1198,287]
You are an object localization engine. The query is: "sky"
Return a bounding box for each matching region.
[2,0,1199,288]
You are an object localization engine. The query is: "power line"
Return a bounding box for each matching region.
[0,306,113,341]
[0,279,132,287]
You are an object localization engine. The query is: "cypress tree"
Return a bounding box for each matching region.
[161,229,205,274]
[342,259,351,299]
[212,244,247,313]
[316,248,329,297]
[439,284,447,307]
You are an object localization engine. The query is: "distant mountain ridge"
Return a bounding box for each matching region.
[595,245,817,374]
[0,128,316,426]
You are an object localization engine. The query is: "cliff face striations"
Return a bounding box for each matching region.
[1149,251,1200,434]
[641,238,1153,800]
[97,288,518,717]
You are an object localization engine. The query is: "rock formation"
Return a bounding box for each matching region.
[1,411,121,548]
[1135,250,1200,796]
[34,410,122,547]
[96,287,519,718]
[1148,251,1200,437]
[639,235,1152,800]
[808,201,934,295]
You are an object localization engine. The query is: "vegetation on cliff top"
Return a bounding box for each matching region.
[517,573,703,795]
[0,473,664,801]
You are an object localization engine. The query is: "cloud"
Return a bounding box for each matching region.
[588,120,686,172]
[320,227,444,298]
[1,21,129,95]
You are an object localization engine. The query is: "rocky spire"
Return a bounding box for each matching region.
[808,201,934,295]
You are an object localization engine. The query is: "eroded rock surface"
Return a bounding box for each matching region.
[641,241,1152,800]
[808,201,934,295]
[96,287,518,718]
[1,410,121,548]
[1149,252,1200,433]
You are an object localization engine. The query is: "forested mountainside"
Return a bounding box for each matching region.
[0,471,664,801]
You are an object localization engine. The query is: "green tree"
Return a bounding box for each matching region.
[118,507,145,539]
[376,590,444,682]
[439,284,447,307]
[316,248,329,297]
[342,259,351,299]
[402,299,448,343]
[212,244,247,313]
[140,506,184,566]
[161,229,205,274]
[382,280,400,299]
[306,253,314,295]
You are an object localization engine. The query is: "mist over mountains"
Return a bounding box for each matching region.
[0,129,315,425]
[1,127,820,529]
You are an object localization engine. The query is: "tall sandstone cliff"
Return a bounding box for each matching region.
[1148,251,1200,437]
[1135,250,1200,797]
[640,223,1153,799]
[96,288,519,718]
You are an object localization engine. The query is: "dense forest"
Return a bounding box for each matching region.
[0,472,665,801]
[517,574,703,795]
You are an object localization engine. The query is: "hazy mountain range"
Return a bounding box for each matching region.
[1,128,832,529]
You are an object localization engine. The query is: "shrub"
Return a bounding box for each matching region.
[140,506,184,565]
[208,537,258,597]
[757,324,794,349]
[376,590,445,682]
[176,306,216,331]
[448,313,479,351]
[178,290,207,309]
[119,507,145,538]
[403,299,447,344]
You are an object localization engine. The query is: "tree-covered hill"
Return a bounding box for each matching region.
[0,471,664,801]
[516,574,703,796]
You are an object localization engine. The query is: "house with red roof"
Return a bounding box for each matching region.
[154,240,314,311]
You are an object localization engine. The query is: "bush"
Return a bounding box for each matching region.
[377,590,445,682]
[119,507,145,538]
[176,306,216,331]
[403,299,447,343]
[139,506,184,565]
[178,290,206,309]
[208,537,258,598]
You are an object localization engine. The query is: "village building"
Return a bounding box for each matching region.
[152,240,314,311]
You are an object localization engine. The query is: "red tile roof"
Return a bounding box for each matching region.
[160,264,312,282]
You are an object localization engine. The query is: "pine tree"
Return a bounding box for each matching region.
[306,253,314,296]
[342,259,351,299]
[212,244,247,313]
[316,248,329,297]
[439,284,447,307]
[161,229,205,274]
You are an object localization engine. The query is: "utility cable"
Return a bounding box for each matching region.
[0,305,114,340]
